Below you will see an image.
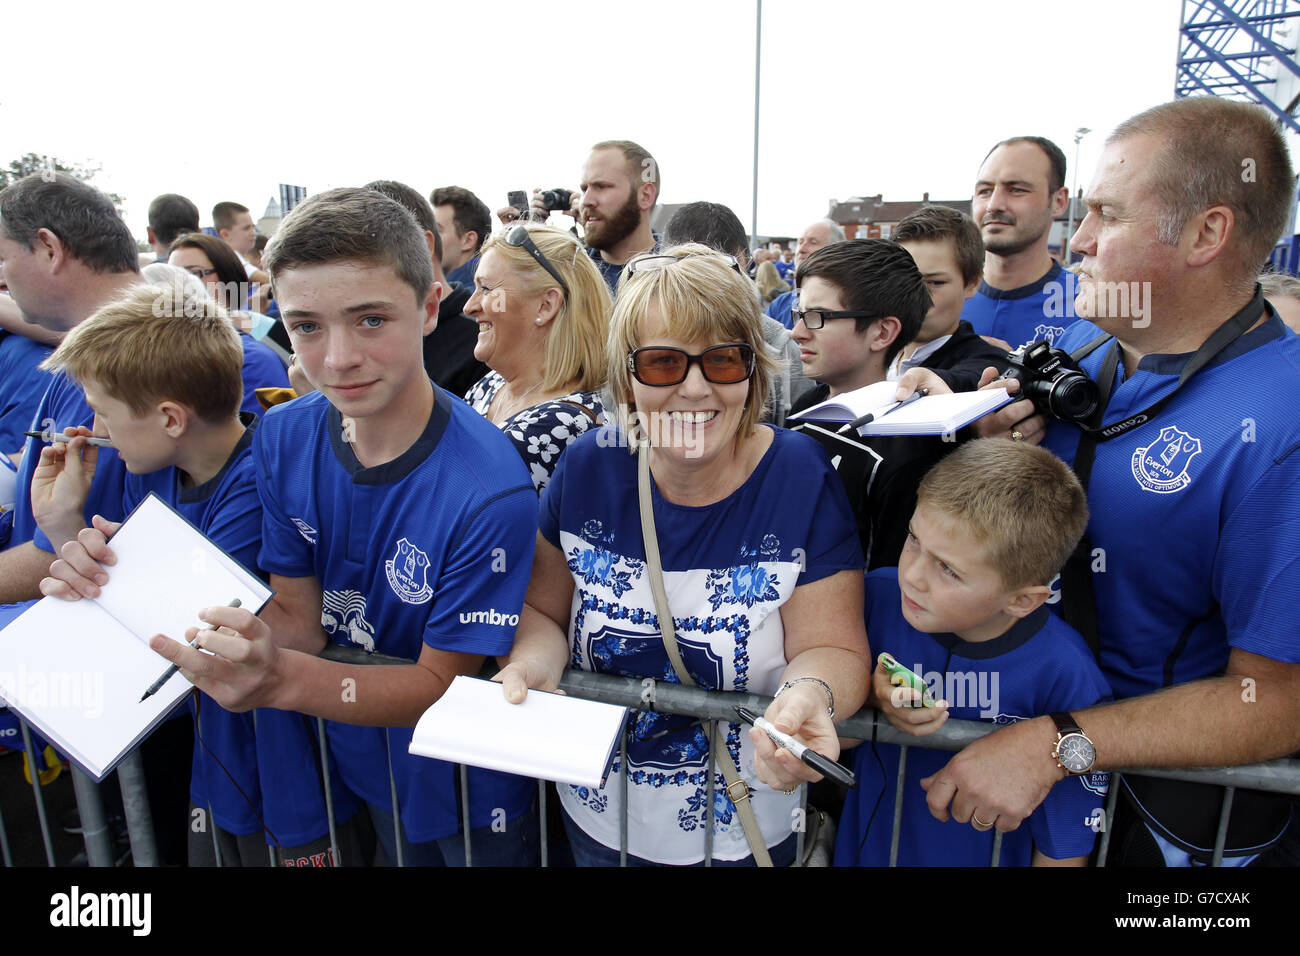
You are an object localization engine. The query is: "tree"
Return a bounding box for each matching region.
[0,153,125,207]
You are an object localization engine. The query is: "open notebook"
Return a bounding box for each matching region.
[789,381,1013,437]
[410,675,628,788]
[0,493,272,781]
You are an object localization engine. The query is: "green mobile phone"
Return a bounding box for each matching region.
[878,652,936,707]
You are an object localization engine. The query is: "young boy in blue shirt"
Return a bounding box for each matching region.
[835,438,1111,866]
[36,281,358,866]
[147,188,545,866]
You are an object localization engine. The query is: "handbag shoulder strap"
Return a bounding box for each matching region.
[636,444,773,867]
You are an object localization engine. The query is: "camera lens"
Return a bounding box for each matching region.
[1046,373,1100,421]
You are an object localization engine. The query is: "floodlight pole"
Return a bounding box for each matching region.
[751,0,762,249]
[1065,126,1090,263]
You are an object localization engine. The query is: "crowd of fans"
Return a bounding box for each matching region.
[0,94,1297,869]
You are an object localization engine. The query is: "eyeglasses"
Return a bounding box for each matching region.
[626,252,741,275]
[504,225,570,301]
[791,306,882,330]
[184,266,218,279]
[627,344,755,386]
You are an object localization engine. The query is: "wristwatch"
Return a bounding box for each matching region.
[1050,712,1096,774]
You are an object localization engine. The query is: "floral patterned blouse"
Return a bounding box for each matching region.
[465,371,605,494]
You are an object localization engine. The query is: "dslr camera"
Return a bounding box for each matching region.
[999,340,1099,423]
[541,188,572,212]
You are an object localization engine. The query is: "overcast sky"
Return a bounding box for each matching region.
[2,0,1187,241]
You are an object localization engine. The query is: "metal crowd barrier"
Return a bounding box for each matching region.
[4,663,1299,867]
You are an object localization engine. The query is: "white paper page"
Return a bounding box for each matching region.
[0,596,193,780]
[788,380,898,422]
[94,494,271,646]
[861,388,1013,436]
[409,675,628,787]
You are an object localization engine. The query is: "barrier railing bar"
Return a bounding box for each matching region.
[384,731,402,868]
[316,716,341,868]
[538,779,548,868]
[69,765,112,867]
[304,655,1300,869]
[252,710,277,865]
[704,718,715,867]
[558,671,1300,796]
[459,763,472,867]
[889,745,906,867]
[618,720,628,867]
[115,750,157,867]
[796,783,806,865]
[19,719,56,866]
[1212,786,1235,868]
[1096,772,1121,866]
[0,786,11,866]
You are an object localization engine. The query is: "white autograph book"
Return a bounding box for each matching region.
[0,493,273,781]
[410,675,628,788]
[788,381,1013,436]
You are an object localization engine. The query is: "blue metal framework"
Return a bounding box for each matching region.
[1178,2,1300,273]
[1177,0,1300,133]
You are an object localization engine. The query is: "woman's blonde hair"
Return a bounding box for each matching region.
[606,244,778,447]
[480,223,611,392]
[755,260,788,303]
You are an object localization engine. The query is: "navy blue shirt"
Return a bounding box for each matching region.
[1042,295,1300,699]
[0,331,54,454]
[254,387,538,841]
[835,568,1110,866]
[961,261,1079,350]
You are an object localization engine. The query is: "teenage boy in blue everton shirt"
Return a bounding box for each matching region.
[902,98,1300,866]
[835,439,1109,866]
[150,188,543,866]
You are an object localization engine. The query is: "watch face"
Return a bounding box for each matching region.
[1057,733,1096,773]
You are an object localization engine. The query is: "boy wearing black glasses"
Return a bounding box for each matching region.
[787,239,946,569]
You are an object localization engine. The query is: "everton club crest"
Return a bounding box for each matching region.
[385,537,434,604]
[1131,425,1201,494]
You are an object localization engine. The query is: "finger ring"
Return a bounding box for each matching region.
[782,786,797,795]
[1010,430,1024,442]
[972,814,994,830]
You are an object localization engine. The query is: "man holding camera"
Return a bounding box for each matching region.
[509,140,660,293]
[906,97,1300,866]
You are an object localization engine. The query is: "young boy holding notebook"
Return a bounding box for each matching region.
[835,438,1111,866]
[148,188,545,866]
[36,281,359,866]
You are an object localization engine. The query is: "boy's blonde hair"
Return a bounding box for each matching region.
[606,244,778,445]
[916,438,1088,590]
[42,281,244,424]
[479,223,611,392]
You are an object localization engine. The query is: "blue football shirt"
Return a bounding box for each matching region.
[960,261,1079,350]
[254,386,538,842]
[1042,299,1300,699]
[835,568,1111,866]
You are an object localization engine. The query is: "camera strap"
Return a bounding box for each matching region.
[1058,292,1267,657]
[1073,293,1266,444]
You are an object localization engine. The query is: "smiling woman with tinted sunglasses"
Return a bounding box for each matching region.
[495,244,871,867]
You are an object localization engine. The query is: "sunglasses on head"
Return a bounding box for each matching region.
[504,224,570,302]
[627,343,756,386]
[625,252,742,276]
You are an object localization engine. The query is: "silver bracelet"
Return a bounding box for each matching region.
[775,677,834,719]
